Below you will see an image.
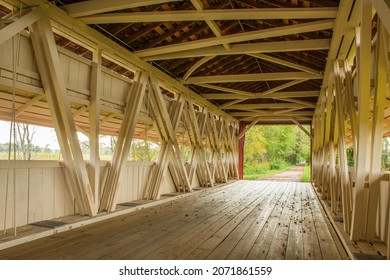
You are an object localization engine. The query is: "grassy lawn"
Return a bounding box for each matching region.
[244,164,293,180]
[300,165,311,182]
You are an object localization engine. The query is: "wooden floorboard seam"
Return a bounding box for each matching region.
[0,181,347,260]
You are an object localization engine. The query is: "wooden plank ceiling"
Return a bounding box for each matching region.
[0,0,340,125]
[57,0,340,125]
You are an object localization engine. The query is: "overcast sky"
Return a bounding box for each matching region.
[0,120,89,150]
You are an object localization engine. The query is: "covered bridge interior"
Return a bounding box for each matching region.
[0,0,389,260]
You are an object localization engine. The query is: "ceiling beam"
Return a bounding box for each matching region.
[240,116,312,122]
[201,91,320,99]
[15,94,42,117]
[135,19,334,58]
[181,72,322,84]
[259,79,307,96]
[142,38,331,60]
[183,56,216,80]
[190,0,230,50]
[79,7,338,24]
[19,0,236,123]
[201,93,253,100]
[219,79,308,108]
[277,98,316,108]
[63,0,185,18]
[227,103,315,110]
[250,53,321,75]
[194,83,256,97]
[0,7,43,45]
[238,118,260,139]
[291,117,312,138]
[230,110,315,117]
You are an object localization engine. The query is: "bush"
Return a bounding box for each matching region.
[244,162,270,175]
[301,165,311,182]
[269,160,287,170]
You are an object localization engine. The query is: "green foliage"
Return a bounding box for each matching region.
[179,145,192,162]
[269,160,287,170]
[382,138,390,171]
[0,142,58,160]
[244,164,293,180]
[301,165,311,182]
[243,125,311,177]
[346,148,355,167]
[129,139,159,161]
[244,162,270,175]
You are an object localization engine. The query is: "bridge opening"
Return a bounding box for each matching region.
[243,124,310,181]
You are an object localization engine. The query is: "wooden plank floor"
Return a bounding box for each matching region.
[0,180,347,260]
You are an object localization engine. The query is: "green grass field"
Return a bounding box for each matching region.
[300,165,311,182]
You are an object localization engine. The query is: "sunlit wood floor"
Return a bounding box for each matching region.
[0,180,348,260]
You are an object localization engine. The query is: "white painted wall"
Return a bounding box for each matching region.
[0,160,179,231]
[0,161,75,230]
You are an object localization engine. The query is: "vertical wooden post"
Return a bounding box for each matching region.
[183,101,213,187]
[144,74,190,199]
[100,71,149,212]
[334,61,352,233]
[89,49,102,212]
[29,17,96,216]
[321,88,333,200]
[366,22,388,241]
[238,121,246,180]
[351,0,372,240]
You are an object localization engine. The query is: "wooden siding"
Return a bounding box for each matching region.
[0,160,179,230]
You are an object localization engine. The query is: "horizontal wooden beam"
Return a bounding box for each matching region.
[227,103,315,110]
[230,110,314,117]
[195,83,255,97]
[135,19,334,58]
[143,39,331,60]
[79,8,338,24]
[246,116,312,121]
[20,0,236,123]
[250,53,320,75]
[182,72,322,84]
[201,91,320,99]
[63,0,185,18]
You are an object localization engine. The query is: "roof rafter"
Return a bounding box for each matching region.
[135,19,334,58]
[201,91,320,99]
[63,0,185,18]
[250,53,320,74]
[230,110,314,117]
[181,72,322,84]
[79,7,338,24]
[183,56,216,80]
[219,79,308,108]
[142,38,331,60]
[227,103,315,110]
[190,0,230,50]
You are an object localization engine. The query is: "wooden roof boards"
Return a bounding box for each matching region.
[0,0,348,126]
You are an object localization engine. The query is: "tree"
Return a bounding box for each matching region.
[16,123,38,160]
[382,138,390,170]
[243,124,311,174]
[244,126,267,165]
[129,139,159,161]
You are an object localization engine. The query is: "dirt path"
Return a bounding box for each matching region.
[259,165,305,181]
